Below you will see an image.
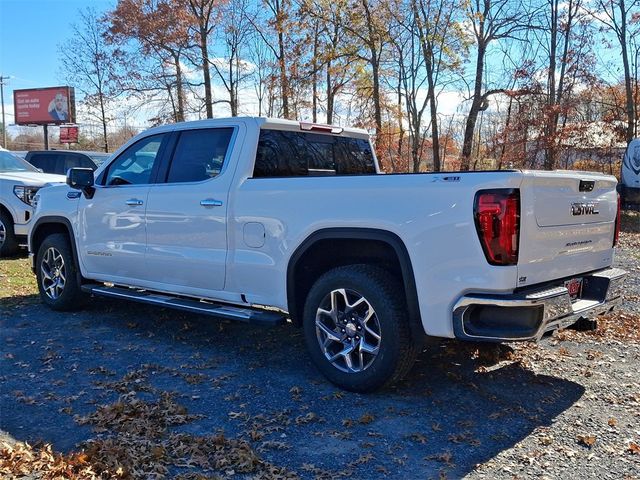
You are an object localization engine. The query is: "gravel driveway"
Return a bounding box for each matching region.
[1,213,639,479]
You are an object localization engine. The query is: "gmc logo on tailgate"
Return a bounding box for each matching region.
[571,202,599,216]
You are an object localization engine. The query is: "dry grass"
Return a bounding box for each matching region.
[0,256,36,298]
[0,256,37,307]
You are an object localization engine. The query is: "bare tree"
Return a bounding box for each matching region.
[299,0,358,124]
[248,0,297,119]
[460,0,534,170]
[185,0,224,118]
[539,0,596,169]
[209,0,254,116]
[410,0,464,172]
[248,32,277,116]
[60,8,120,152]
[591,0,640,143]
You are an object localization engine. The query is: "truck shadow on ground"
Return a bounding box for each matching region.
[0,299,585,478]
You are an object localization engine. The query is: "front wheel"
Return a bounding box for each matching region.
[303,265,417,392]
[0,210,19,257]
[36,233,87,311]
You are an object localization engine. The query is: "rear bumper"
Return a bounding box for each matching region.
[452,267,626,342]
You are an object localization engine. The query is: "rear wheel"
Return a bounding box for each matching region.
[0,211,19,257]
[303,265,417,392]
[36,233,87,311]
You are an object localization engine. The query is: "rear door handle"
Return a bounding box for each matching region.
[125,199,144,206]
[200,199,223,207]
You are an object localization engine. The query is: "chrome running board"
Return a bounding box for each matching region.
[81,284,286,326]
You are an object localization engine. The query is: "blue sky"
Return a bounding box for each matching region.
[0,0,113,124]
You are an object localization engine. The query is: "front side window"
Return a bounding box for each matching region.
[253,130,376,178]
[103,134,165,186]
[166,128,234,183]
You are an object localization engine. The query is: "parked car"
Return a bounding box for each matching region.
[29,117,626,391]
[25,150,111,176]
[0,147,65,256]
[620,138,640,209]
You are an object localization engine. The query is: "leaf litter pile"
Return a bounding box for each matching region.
[1,388,296,479]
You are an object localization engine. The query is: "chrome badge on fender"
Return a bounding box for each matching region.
[571,202,599,216]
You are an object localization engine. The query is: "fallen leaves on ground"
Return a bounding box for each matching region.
[1,391,298,479]
[0,441,106,479]
[555,311,640,343]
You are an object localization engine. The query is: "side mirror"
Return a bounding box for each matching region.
[67,168,95,198]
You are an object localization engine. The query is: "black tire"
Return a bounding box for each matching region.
[0,210,19,257]
[36,233,88,311]
[302,265,418,392]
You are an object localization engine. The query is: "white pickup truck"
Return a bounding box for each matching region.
[0,147,65,256]
[29,117,626,391]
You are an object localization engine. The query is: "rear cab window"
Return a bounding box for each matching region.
[253,129,376,178]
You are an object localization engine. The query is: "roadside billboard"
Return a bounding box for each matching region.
[60,125,79,143]
[13,86,76,125]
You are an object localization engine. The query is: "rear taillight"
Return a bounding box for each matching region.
[474,189,520,266]
[613,193,621,247]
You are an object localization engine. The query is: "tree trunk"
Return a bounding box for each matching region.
[461,40,486,171]
[229,56,237,116]
[277,24,290,119]
[311,22,319,123]
[326,62,334,124]
[201,27,213,118]
[361,0,382,137]
[427,78,441,172]
[618,0,634,143]
[498,96,513,169]
[397,70,403,173]
[544,0,559,170]
[174,52,185,122]
[99,92,109,153]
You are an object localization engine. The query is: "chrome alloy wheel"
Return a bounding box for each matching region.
[40,247,66,300]
[315,288,382,373]
[0,218,6,247]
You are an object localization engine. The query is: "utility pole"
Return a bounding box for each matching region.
[0,75,8,148]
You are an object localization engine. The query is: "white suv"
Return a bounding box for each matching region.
[0,147,65,256]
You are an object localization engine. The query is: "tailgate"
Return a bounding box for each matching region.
[517,170,618,288]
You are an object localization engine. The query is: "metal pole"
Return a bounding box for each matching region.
[0,75,6,148]
[44,124,49,150]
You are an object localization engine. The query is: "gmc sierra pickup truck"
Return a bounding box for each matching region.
[29,117,626,391]
[0,147,65,256]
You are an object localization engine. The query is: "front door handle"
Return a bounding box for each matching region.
[200,199,223,207]
[125,198,144,206]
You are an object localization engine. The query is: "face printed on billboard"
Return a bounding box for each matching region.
[13,87,75,125]
[48,93,68,121]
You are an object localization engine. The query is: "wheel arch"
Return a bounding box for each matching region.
[30,216,81,280]
[0,202,18,224]
[286,228,424,344]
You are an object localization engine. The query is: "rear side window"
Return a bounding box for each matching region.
[166,128,234,183]
[253,130,376,178]
[29,154,59,174]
